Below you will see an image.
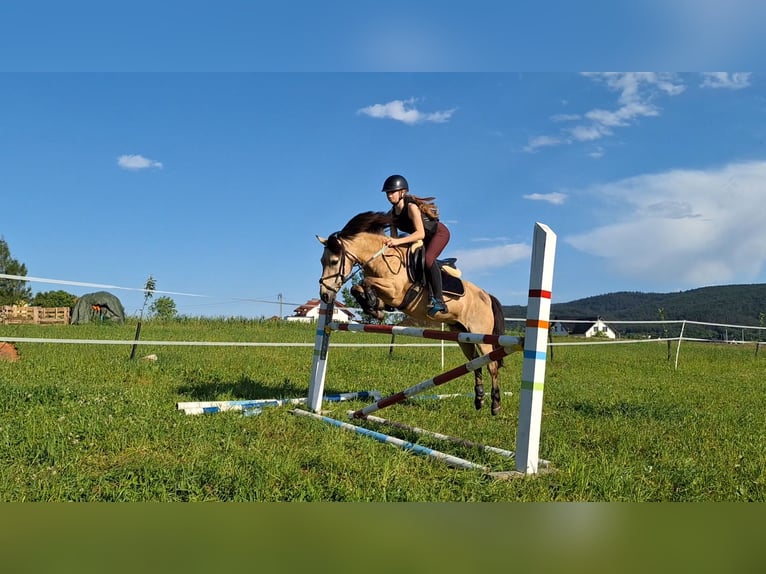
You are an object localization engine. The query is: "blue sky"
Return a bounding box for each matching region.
[3,72,764,318]
[2,1,766,71]
[1,4,765,318]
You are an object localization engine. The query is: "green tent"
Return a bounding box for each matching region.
[70,291,126,324]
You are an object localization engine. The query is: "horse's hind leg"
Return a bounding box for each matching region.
[458,342,484,410]
[474,369,485,411]
[478,343,501,416]
[488,359,501,416]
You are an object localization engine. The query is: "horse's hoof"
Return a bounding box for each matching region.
[491,404,501,416]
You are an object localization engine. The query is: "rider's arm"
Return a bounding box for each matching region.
[386,203,425,247]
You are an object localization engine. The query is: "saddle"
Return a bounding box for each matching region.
[375,242,466,313]
[405,241,465,297]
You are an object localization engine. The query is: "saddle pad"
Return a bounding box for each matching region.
[442,271,465,297]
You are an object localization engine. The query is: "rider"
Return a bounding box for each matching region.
[381,174,450,317]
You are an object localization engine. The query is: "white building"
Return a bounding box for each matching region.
[568,318,617,339]
[286,299,358,323]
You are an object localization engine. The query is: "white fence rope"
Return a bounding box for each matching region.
[4,274,764,349]
[2,322,764,349]
[0,336,451,348]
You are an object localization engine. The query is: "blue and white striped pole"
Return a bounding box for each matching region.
[291,409,488,471]
[178,391,381,415]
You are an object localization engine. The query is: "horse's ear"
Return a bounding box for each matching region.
[316,235,327,245]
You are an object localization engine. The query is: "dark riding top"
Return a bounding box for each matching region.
[390,196,439,239]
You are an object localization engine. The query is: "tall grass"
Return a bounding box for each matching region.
[1,320,763,501]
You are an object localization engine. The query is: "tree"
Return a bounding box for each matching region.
[0,237,32,305]
[130,275,156,360]
[30,290,77,308]
[150,296,177,320]
[340,285,358,309]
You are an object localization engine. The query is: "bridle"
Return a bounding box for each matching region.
[319,233,387,294]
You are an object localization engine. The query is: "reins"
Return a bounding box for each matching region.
[319,236,388,293]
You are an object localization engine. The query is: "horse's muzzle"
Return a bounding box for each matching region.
[319,289,336,304]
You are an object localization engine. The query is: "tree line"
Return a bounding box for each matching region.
[0,237,177,319]
[503,285,766,340]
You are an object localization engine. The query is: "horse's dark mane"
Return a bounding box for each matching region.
[338,211,391,239]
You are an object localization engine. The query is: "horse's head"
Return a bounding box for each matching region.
[317,232,349,304]
[317,212,391,304]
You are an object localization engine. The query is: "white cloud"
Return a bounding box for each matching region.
[551,113,580,122]
[525,73,686,153]
[700,72,752,89]
[523,134,565,152]
[566,160,766,287]
[117,154,163,170]
[357,98,456,124]
[523,192,567,205]
[588,147,605,159]
[568,124,611,142]
[452,243,532,273]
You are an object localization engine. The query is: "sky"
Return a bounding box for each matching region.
[2,4,766,318]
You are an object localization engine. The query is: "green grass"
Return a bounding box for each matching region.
[1,320,764,501]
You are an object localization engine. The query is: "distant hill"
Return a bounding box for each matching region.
[502,283,766,338]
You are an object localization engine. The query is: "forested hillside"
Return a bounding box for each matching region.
[502,283,766,338]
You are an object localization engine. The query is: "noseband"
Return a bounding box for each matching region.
[319,234,352,293]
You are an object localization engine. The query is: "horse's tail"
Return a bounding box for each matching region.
[490,293,506,368]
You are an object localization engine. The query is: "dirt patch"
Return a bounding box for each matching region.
[0,342,20,361]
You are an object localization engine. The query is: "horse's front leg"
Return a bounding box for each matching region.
[362,277,402,311]
[350,283,385,320]
[352,278,400,321]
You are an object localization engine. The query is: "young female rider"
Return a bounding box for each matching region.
[381,174,450,317]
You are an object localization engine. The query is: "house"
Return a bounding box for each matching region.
[286,299,358,323]
[551,321,569,336]
[566,317,617,339]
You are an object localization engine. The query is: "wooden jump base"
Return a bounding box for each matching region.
[306,222,557,475]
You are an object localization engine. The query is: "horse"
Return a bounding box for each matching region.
[317,211,508,415]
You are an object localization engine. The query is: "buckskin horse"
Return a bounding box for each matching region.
[317,211,508,415]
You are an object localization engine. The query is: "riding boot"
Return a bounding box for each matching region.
[426,263,447,316]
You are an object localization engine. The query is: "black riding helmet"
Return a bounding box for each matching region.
[381,174,408,193]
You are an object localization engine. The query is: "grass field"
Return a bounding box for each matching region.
[1,319,763,501]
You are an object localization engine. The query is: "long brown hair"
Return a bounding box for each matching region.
[408,194,439,220]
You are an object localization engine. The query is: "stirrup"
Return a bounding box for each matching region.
[427,298,447,317]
